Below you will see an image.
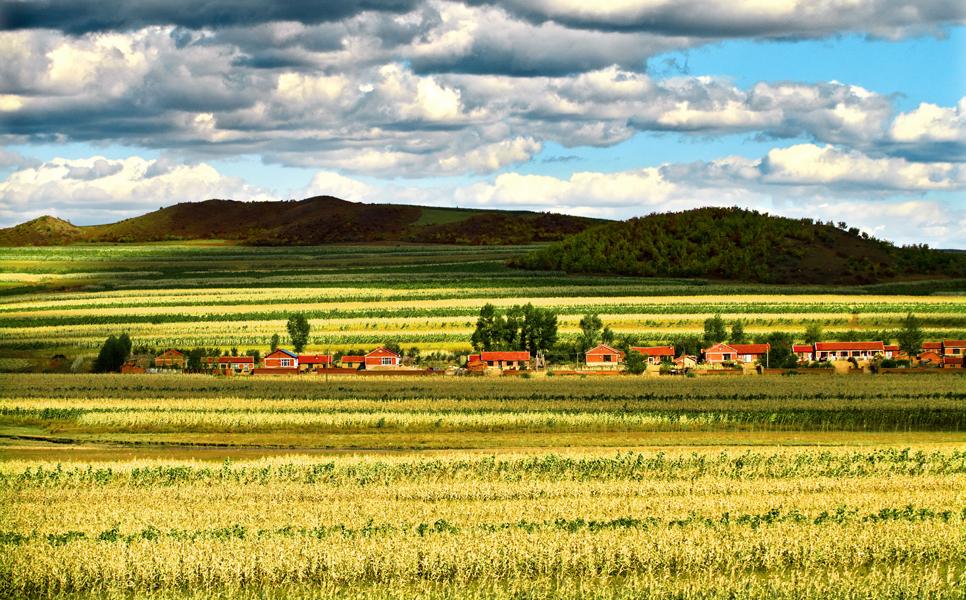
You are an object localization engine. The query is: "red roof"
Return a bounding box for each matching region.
[298,354,332,364]
[814,341,885,352]
[884,345,900,352]
[365,347,400,358]
[341,355,364,363]
[922,342,942,350]
[467,354,481,363]
[586,344,624,357]
[480,351,530,361]
[793,344,813,352]
[631,345,675,357]
[815,341,885,352]
[218,356,254,364]
[158,349,184,357]
[731,343,770,354]
[943,340,966,347]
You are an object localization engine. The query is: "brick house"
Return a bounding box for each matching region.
[341,355,364,369]
[264,348,298,369]
[298,354,332,372]
[585,344,624,369]
[630,345,675,365]
[154,349,186,370]
[942,340,965,368]
[702,342,770,365]
[364,347,401,369]
[793,344,814,362]
[813,341,885,361]
[479,351,530,370]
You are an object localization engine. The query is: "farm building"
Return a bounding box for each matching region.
[702,343,770,365]
[204,355,254,375]
[673,355,697,369]
[814,341,885,361]
[922,341,942,353]
[263,349,298,369]
[793,344,814,362]
[942,340,965,368]
[478,351,530,370]
[154,349,186,369]
[364,347,402,369]
[630,345,675,365]
[120,360,145,374]
[341,355,364,369]
[298,354,332,372]
[585,344,624,369]
[883,344,901,359]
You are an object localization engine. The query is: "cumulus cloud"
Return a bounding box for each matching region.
[0,156,274,225]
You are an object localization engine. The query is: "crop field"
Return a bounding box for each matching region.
[1,244,964,360]
[1,244,965,598]
[1,374,964,598]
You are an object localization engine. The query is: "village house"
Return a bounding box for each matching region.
[364,346,402,370]
[120,359,145,374]
[883,344,901,359]
[154,349,186,370]
[942,340,965,368]
[298,354,332,372]
[673,355,697,370]
[702,342,770,365]
[340,355,364,369]
[793,344,814,363]
[263,348,298,369]
[630,345,675,365]
[813,341,885,361]
[585,344,624,369]
[475,351,530,370]
[204,355,254,375]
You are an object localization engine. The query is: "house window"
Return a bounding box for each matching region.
[280,359,292,367]
[722,353,732,360]
[952,348,962,355]
[381,357,393,365]
[603,355,612,362]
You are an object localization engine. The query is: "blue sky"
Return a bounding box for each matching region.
[1,1,964,245]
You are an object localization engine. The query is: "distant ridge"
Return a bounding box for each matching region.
[510,207,966,285]
[0,196,602,246]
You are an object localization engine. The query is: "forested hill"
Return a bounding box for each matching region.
[0,196,602,246]
[510,207,966,285]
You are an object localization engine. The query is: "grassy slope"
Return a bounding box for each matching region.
[512,207,966,285]
[0,196,602,246]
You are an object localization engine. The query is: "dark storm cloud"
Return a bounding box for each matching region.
[0,0,419,34]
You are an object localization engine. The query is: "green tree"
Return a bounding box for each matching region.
[624,349,645,374]
[763,332,794,368]
[520,303,558,354]
[287,313,311,353]
[804,322,824,344]
[730,320,746,343]
[601,326,615,345]
[93,335,129,373]
[896,313,924,357]
[703,314,727,346]
[270,333,280,353]
[471,303,499,351]
[578,313,603,352]
[118,333,132,358]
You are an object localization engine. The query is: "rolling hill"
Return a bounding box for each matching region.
[510,207,966,285]
[0,196,602,246]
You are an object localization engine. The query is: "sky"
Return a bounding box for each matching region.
[0,1,964,246]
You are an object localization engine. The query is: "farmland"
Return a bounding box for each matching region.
[1,243,965,598]
[1,374,964,599]
[1,244,964,361]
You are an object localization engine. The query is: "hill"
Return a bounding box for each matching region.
[510,207,966,284]
[0,197,602,246]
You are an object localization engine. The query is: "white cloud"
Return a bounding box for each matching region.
[0,156,274,225]
[890,99,966,143]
